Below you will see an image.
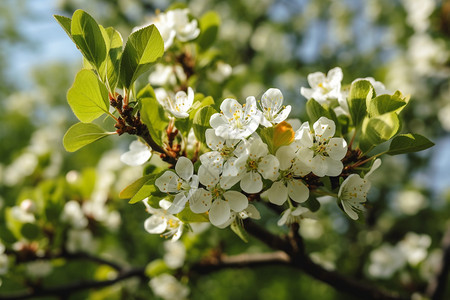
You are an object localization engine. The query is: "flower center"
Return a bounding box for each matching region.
[211,185,225,199]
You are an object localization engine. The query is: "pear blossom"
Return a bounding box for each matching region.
[266,145,310,205]
[210,97,262,140]
[60,200,88,229]
[207,61,232,83]
[0,253,8,275]
[149,274,189,300]
[133,9,199,50]
[294,117,347,177]
[199,129,240,176]
[155,87,194,119]
[163,240,186,269]
[120,140,152,166]
[216,204,261,228]
[368,244,406,279]
[338,159,382,220]
[300,67,343,104]
[143,199,183,241]
[190,166,248,226]
[397,232,431,266]
[277,206,312,226]
[259,88,291,127]
[155,156,199,214]
[233,137,279,193]
[149,64,186,87]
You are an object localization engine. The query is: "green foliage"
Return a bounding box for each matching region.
[140,97,169,147]
[367,92,409,117]
[387,133,435,155]
[193,105,217,144]
[360,112,401,152]
[98,26,123,91]
[63,122,111,152]
[70,10,107,72]
[119,25,164,90]
[348,80,372,128]
[231,220,249,243]
[67,69,110,123]
[177,207,209,223]
[197,11,220,51]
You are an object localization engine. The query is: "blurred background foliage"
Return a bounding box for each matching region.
[0,0,449,299]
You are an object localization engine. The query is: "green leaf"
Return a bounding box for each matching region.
[119,25,164,89]
[361,112,401,146]
[367,94,408,117]
[303,197,321,212]
[21,223,41,240]
[348,80,373,127]
[197,11,220,51]
[67,69,110,122]
[193,106,217,144]
[231,220,249,243]
[177,207,209,223]
[140,97,169,147]
[119,174,155,199]
[306,98,331,124]
[99,26,123,90]
[259,126,275,154]
[387,133,434,155]
[128,174,160,204]
[63,122,111,152]
[71,9,107,72]
[54,15,73,40]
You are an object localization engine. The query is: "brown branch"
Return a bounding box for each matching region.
[243,220,409,300]
[426,225,450,300]
[0,267,146,300]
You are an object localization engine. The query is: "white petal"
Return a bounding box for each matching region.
[272,105,291,124]
[205,129,225,151]
[327,67,343,83]
[276,146,296,170]
[327,137,347,161]
[248,138,268,159]
[219,174,241,190]
[314,117,335,140]
[120,140,151,166]
[155,171,178,193]
[190,189,212,213]
[287,180,309,203]
[209,199,231,226]
[220,98,242,119]
[267,181,288,205]
[175,156,193,181]
[307,72,326,88]
[244,204,261,219]
[257,154,280,180]
[300,87,314,99]
[198,165,220,188]
[223,191,248,212]
[262,88,283,112]
[324,157,343,176]
[144,216,167,234]
[167,193,189,214]
[210,113,228,130]
[199,151,223,171]
[310,155,327,177]
[365,158,382,178]
[240,171,263,193]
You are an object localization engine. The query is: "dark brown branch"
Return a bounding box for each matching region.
[244,220,409,300]
[426,225,450,300]
[0,267,146,300]
[191,251,291,274]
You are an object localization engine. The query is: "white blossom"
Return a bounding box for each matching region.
[25,260,53,278]
[149,64,186,87]
[143,199,184,241]
[60,200,88,229]
[397,232,431,266]
[233,137,279,193]
[190,166,248,226]
[120,140,152,166]
[300,67,343,104]
[368,244,406,279]
[259,88,291,127]
[149,274,189,300]
[155,87,195,119]
[266,145,309,205]
[294,117,347,177]
[0,253,8,275]
[277,206,312,226]
[210,97,262,140]
[155,157,199,214]
[207,61,232,83]
[163,240,186,269]
[338,159,381,220]
[66,229,96,254]
[215,204,261,228]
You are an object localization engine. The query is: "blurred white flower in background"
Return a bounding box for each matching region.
[149,274,189,300]
[120,140,152,166]
[368,244,406,279]
[394,190,427,215]
[163,240,186,269]
[397,232,431,266]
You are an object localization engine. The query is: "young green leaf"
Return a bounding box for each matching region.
[197,11,220,51]
[54,15,73,41]
[119,174,156,199]
[128,175,160,204]
[361,112,401,146]
[71,9,107,72]
[140,97,169,147]
[63,122,112,152]
[193,105,217,144]
[367,94,408,117]
[387,133,434,155]
[306,98,331,124]
[230,220,249,243]
[67,69,110,122]
[119,25,164,89]
[99,26,123,91]
[348,80,373,128]
[177,207,210,223]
